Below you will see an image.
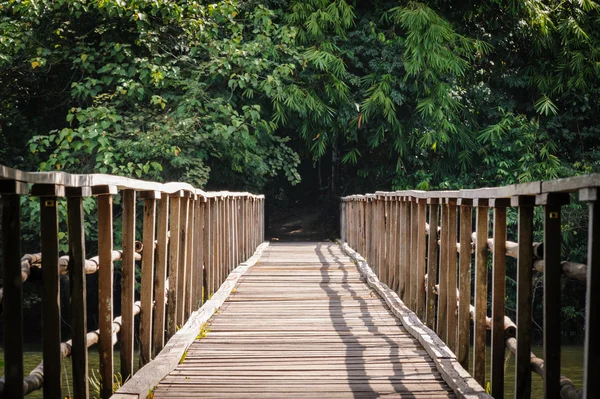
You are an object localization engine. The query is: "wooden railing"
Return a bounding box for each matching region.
[0,165,264,398]
[341,175,600,399]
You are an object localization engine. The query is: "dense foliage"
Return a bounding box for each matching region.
[2,0,598,340]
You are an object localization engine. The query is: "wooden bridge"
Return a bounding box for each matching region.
[0,165,598,399]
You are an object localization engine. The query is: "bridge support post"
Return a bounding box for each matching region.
[512,195,535,399]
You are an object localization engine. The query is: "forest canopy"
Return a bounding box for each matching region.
[1,0,599,195]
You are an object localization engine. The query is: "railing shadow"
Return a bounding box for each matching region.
[314,242,409,398]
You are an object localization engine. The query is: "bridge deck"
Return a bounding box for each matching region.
[153,242,455,398]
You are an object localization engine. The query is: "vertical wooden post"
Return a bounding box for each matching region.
[437,201,448,341]
[446,198,458,352]
[66,186,90,399]
[425,200,439,329]
[538,193,569,399]
[140,193,158,366]
[512,195,534,399]
[36,184,63,399]
[580,188,599,399]
[457,199,472,369]
[167,195,181,339]
[97,191,115,399]
[120,189,136,381]
[473,198,489,387]
[490,198,508,398]
[381,196,388,283]
[177,196,189,326]
[410,198,419,310]
[205,198,213,299]
[1,182,27,399]
[398,198,405,300]
[390,196,399,292]
[416,199,427,319]
[193,200,204,308]
[403,198,412,304]
[153,196,169,356]
[185,197,195,321]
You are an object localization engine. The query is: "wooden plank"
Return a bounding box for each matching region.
[193,201,204,308]
[410,199,418,311]
[403,200,411,305]
[457,202,472,369]
[425,202,438,330]
[437,203,448,341]
[416,201,427,320]
[153,196,169,356]
[490,204,507,398]
[39,195,62,399]
[473,201,488,387]
[583,191,599,399]
[185,199,195,321]
[97,194,114,399]
[540,193,569,399]
[1,193,24,398]
[121,189,136,380]
[513,195,534,399]
[140,198,157,366]
[66,195,89,399]
[167,196,181,340]
[446,201,457,352]
[177,197,190,326]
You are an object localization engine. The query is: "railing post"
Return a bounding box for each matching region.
[490,198,509,398]
[193,199,204,308]
[95,185,117,399]
[437,199,448,341]
[66,185,91,399]
[538,192,570,399]
[185,195,196,321]
[512,195,535,399]
[410,196,419,311]
[416,198,427,320]
[390,195,400,293]
[33,183,64,399]
[205,197,213,298]
[457,198,472,369]
[1,180,27,399]
[153,195,169,356]
[473,198,489,387]
[177,196,190,326]
[580,187,599,399]
[402,196,411,303]
[121,189,136,380]
[425,199,439,329]
[167,194,181,339]
[140,191,159,366]
[445,197,458,352]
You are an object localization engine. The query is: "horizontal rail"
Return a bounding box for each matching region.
[340,173,599,399]
[0,164,265,398]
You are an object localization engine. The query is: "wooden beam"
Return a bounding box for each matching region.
[66,193,89,399]
[39,194,62,399]
[152,196,169,356]
[1,192,24,398]
[457,202,472,369]
[140,197,157,366]
[473,200,489,387]
[120,189,136,381]
[97,194,114,399]
[491,203,507,398]
[512,195,535,399]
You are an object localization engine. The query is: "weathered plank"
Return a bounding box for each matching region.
[151,243,488,399]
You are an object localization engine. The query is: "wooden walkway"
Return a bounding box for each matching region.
[153,242,455,398]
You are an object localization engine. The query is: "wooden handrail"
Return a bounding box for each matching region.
[340,173,600,399]
[0,164,265,398]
